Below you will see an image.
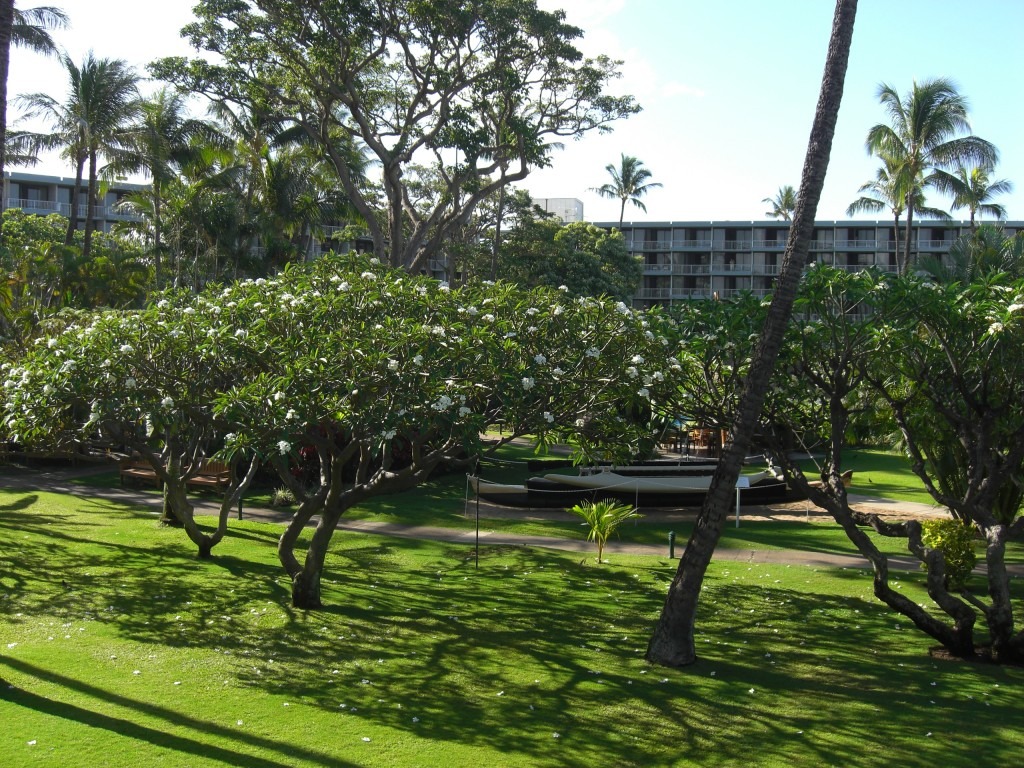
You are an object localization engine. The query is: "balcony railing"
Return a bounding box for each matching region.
[642,262,672,272]
[627,239,712,251]
[673,264,709,275]
[751,239,786,249]
[638,287,671,299]
[834,239,878,249]
[6,197,141,221]
[722,240,752,251]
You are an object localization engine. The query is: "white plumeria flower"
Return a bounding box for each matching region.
[989,321,1005,335]
[483,313,495,322]
[413,354,424,365]
[388,359,399,371]
[585,347,600,358]
[638,388,650,399]
[522,377,535,391]
[1007,303,1023,313]
[458,406,471,417]
[526,307,539,315]
[631,354,644,365]
[277,440,291,455]
[626,366,638,378]
[558,285,569,292]
[552,367,564,376]
[534,353,547,364]
[286,409,297,421]
[161,396,175,408]
[274,392,285,401]
[119,344,134,354]
[543,411,554,423]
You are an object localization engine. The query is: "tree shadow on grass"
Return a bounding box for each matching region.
[0,657,359,768]
[8,502,1024,767]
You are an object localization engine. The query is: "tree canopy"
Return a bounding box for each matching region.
[151,0,639,272]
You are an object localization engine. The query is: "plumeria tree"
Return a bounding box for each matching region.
[863,275,1024,661]
[2,290,260,557]
[4,252,680,608]
[210,254,678,608]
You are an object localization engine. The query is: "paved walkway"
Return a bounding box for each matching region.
[1,461,1019,575]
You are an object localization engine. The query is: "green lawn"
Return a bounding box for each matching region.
[797,447,934,504]
[2,488,1022,767]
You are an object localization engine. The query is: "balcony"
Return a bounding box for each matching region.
[834,239,878,249]
[638,287,671,300]
[751,239,786,249]
[642,262,672,272]
[721,240,752,251]
[917,239,955,250]
[8,197,62,214]
[673,264,710,275]
[711,259,753,273]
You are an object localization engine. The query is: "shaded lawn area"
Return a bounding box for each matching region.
[1,489,1023,767]
[64,452,1022,565]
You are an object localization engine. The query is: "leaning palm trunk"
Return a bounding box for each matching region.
[646,0,857,667]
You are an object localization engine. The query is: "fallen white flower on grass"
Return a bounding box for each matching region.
[361,737,371,742]
[27,740,37,746]
[412,717,420,723]
[748,688,755,694]
[133,670,141,675]
[552,732,560,739]
[496,691,504,696]
[237,720,243,726]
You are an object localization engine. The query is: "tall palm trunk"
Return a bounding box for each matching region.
[65,153,86,245]
[83,150,99,258]
[0,0,13,228]
[646,0,858,668]
[901,196,914,275]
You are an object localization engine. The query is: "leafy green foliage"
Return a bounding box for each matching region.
[920,519,977,590]
[569,499,641,562]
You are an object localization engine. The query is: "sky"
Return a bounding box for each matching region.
[9,0,1024,224]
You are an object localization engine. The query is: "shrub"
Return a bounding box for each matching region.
[920,518,977,590]
[271,487,297,507]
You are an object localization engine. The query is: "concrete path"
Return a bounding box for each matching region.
[1,461,1019,576]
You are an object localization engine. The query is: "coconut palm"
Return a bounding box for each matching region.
[762,185,798,220]
[646,0,858,668]
[847,157,950,267]
[110,88,227,287]
[866,78,997,273]
[929,164,1012,229]
[591,153,662,228]
[16,53,140,257]
[0,3,68,217]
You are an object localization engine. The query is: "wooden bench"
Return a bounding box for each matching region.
[119,459,232,491]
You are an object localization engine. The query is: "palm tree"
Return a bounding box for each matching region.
[0,3,68,218]
[918,224,1024,284]
[16,52,140,257]
[847,157,950,269]
[762,185,798,220]
[866,78,997,273]
[591,154,662,227]
[929,164,1013,229]
[646,0,857,668]
[110,88,227,287]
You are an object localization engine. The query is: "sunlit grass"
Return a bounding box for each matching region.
[1,488,1022,767]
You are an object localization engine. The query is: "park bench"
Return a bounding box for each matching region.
[119,458,232,491]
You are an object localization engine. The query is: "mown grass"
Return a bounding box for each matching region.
[1,488,1023,767]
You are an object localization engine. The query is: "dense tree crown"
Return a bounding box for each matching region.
[151,0,638,272]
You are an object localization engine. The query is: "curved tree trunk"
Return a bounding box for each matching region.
[278,489,328,577]
[646,0,858,667]
[291,505,344,609]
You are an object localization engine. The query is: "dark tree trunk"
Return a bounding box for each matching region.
[65,156,86,245]
[291,505,343,609]
[0,0,13,230]
[83,151,99,259]
[646,0,858,668]
[901,196,914,275]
